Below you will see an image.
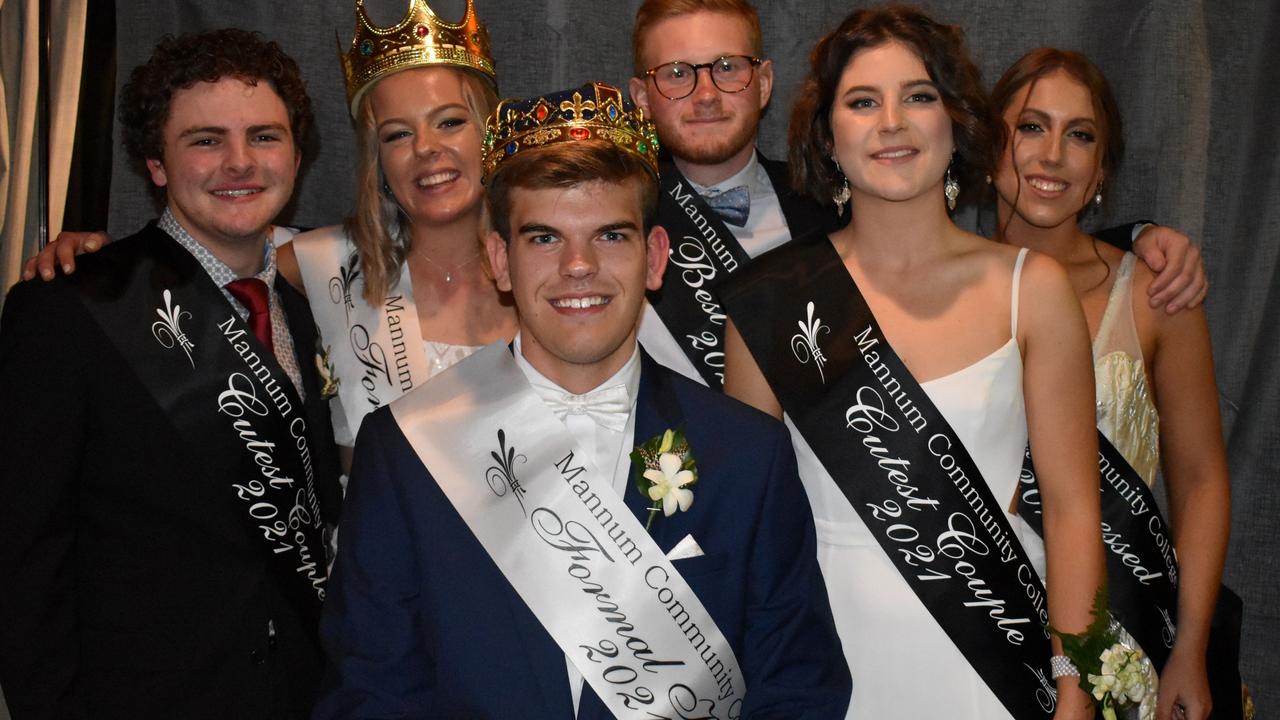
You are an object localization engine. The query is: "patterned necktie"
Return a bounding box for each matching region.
[703,185,750,227]
[225,278,274,355]
[543,384,631,432]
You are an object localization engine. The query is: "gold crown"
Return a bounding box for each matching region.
[340,0,497,117]
[483,82,660,179]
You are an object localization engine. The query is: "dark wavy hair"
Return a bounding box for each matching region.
[990,47,1124,182]
[789,4,993,209]
[119,29,313,173]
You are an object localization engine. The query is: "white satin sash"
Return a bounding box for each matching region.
[292,227,430,442]
[390,343,745,719]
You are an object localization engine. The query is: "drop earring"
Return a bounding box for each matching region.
[1093,181,1104,209]
[832,158,851,216]
[944,163,960,211]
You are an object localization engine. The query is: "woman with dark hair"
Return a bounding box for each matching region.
[991,47,1230,720]
[718,6,1103,718]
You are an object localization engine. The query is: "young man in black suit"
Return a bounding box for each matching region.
[0,29,341,720]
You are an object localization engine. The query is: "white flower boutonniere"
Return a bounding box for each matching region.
[631,428,698,530]
[316,345,339,400]
[1052,586,1158,720]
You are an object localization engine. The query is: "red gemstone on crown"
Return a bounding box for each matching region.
[569,127,590,140]
[534,104,549,121]
[415,24,429,38]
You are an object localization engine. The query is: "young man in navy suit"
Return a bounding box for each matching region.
[315,82,851,719]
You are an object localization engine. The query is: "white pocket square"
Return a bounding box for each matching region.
[666,533,705,561]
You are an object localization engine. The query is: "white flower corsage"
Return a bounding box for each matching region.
[631,428,698,530]
[1052,587,1158,720]
[315,345,339,400]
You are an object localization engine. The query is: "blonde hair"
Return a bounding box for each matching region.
[344,67,499,304]
[632,0,763,74]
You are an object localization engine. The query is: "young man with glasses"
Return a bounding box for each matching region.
[628,0,828,388]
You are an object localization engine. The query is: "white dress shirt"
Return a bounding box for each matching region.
[512,335,642,715]
[639,151,792,384]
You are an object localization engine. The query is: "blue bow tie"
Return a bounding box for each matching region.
[703,185,750,227]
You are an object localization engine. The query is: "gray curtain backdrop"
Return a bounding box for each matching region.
[103,0,1277,711]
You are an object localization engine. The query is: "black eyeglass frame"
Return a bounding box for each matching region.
[640,55,764,101]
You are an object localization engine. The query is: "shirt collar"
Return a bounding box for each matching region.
[159,208,277,287]
[513,333,642,405]
[689,150,760,197]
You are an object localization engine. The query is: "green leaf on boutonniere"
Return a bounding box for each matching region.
[315,344,339,400]
[631,428,698,530]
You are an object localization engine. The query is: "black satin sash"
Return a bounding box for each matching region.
[1017,437,1179,670]
[649,159,752,387]
[721,236,1057,719]
[75,227,329,624]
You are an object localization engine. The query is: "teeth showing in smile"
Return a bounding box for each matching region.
[873,149,914,159]
[417,171,459,188]
[552,296,610,309]
[212,188,261,197]
[1028,177,1068,192]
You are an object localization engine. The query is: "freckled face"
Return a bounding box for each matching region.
[829,41,953,204]
[147,77,299,251]
[368,67,486,228]
[486,179,668,387]
[994,69,1105,230]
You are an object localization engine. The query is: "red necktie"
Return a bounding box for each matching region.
[225,278,274,355]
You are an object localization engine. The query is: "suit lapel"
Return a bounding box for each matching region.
[626,353,687,552]
[578,353,687,719]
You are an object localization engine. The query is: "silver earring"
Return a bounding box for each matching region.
[832,157,851,216]
[944,165,960,211]
[1093,183,1103,209]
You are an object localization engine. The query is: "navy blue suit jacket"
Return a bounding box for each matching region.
[315,353,851,719]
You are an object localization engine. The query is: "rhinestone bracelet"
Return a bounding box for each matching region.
[1050,655,1080,678]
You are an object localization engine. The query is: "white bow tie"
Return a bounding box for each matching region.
[544,384,631,432]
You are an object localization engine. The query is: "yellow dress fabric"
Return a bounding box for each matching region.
[1093,253,1160,487]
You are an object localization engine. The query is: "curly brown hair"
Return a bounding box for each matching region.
[119,28,313,171]
[789,4,993,210]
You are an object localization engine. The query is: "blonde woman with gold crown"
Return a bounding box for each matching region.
[286,0,515,464]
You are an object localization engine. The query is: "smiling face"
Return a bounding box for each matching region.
[146,77,298,255]
[368,66,486,229]
[629,10,772,180]
[994,69,1105,231]
[486,179,669,392]
[828,40,953,206]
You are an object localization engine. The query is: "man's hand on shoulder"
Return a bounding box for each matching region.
[1131,225,1207,314]
[22,231,112,281]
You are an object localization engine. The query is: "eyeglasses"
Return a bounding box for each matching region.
[641,55,763,101]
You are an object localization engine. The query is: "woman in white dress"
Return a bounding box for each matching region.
[720,7,1103,719]
[990,47,1231,720]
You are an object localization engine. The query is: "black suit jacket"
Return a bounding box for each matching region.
[0,225,341,720]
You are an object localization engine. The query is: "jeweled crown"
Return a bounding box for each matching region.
[340,0,497,117]
[483,82,660,179]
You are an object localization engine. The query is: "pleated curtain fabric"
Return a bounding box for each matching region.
[5,0,1276,716]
